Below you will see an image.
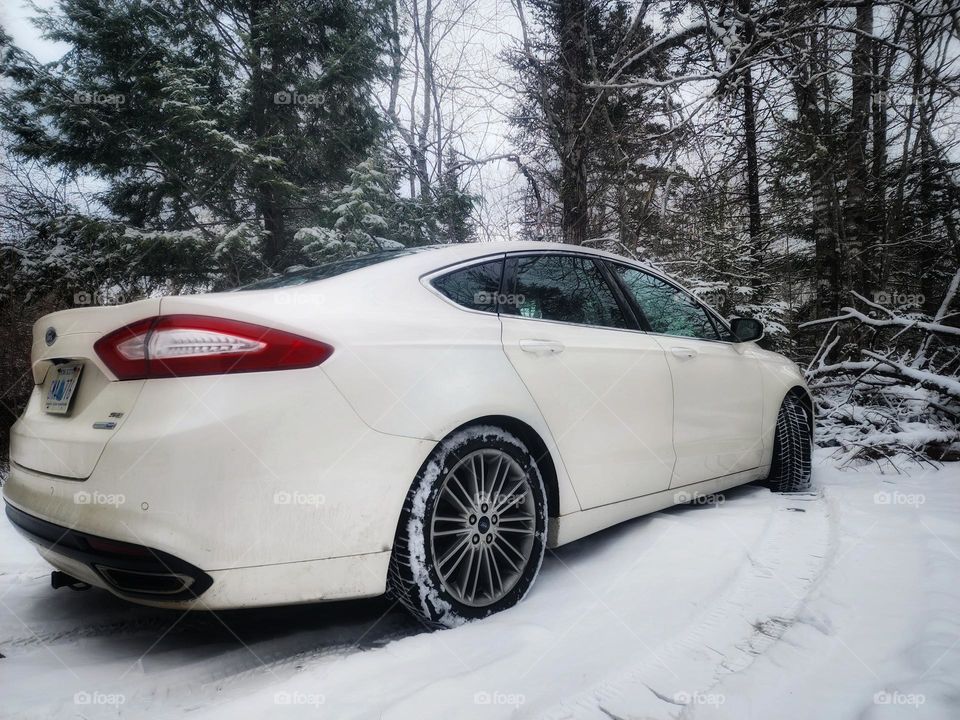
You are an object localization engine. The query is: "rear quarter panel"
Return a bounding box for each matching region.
[156,263,582,517]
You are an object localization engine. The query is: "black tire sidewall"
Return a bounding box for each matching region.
[396,425,548,627]
[769,395,812,492]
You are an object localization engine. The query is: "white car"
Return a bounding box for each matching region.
[4,242,812,627]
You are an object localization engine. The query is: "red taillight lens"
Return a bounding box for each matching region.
[94,315,333,380]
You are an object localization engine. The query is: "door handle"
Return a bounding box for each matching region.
[519,339,565,355]
[670,346,698,359]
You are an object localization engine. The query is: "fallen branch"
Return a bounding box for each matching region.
[799,293,960,338]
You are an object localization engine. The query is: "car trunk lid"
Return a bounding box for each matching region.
[10,299,161,479]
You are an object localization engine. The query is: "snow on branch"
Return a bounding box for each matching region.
[800,292,960,338]
[861,352,960,399]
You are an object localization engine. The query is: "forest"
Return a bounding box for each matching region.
[1,0,958,464]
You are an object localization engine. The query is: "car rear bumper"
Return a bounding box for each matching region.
[5,369,435,608]
[7,503,390,610]
[6,502,212,601]
[5,498,395,609]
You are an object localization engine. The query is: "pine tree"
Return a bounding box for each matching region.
[0,0,391,269]
[509,0,669,247]
[294,151,405,263]
[434,149,476,244]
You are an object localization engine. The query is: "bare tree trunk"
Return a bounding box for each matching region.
[386,0,402,119]
[413,0,434,203]
[794,26,842,318]
[871,7,906,290]
[739,0,763,291]
[248,0,286,268]
[844,1,874,297]
[558,0,589,245]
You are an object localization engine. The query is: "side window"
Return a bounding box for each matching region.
[432,258,504,313]
[506,254,629,329]
[610,264,719,340]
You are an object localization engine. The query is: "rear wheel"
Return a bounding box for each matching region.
[766,394,813,492]
[388,425,548,628]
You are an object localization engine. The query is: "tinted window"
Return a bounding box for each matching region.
[432,259,504,313]
[240,249,420,289]
[507,254,629,329]
[611,265,718,340]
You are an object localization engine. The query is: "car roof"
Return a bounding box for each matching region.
[393,241,654,273]
[239,241,657,292]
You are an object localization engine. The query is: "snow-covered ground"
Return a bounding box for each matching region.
[2,451,958,719]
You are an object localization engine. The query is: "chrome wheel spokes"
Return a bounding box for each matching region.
[429,449,537,607]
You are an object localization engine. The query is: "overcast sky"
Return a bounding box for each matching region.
[2,0,67,63]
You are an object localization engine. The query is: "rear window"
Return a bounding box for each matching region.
[240,249,420,290]
[431,258,505,313]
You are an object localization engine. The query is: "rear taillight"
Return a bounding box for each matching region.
[94,315,333,380]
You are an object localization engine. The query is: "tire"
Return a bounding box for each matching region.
[766,394,813,493]
[388,424,548,628]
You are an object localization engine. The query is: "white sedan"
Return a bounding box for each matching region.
[4,242,812,627]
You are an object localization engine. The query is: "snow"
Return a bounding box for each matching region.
[2,452,959,718]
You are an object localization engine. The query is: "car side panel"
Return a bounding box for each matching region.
[296,279,583,518]
[661,338,765,488]
[500,316,676,508]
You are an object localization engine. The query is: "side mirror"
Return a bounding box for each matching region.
[729,317,764,343]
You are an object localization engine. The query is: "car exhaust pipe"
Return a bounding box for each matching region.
[51,570,91,591]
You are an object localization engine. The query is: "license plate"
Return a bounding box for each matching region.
[45,362,84,414]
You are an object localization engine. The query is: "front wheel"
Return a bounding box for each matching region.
[766,394,813,492]
[388,425,548,628]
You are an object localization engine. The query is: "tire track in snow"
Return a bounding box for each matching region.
[1,612,190,655]
[537,489,836,720]
[1,598,419,719]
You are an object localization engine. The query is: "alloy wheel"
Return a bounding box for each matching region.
[429,448,537,607]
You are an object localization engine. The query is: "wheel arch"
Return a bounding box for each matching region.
[444,415,561,519]
[761,384,814,469]
[386,414,568,571]
[402,415,563,521]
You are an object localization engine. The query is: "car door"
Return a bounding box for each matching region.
[499,253,676,509]
[605,262,764,488]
